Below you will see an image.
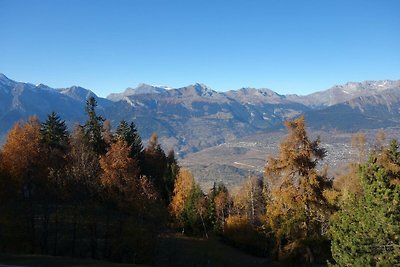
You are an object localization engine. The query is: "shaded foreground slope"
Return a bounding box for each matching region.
[0,234,276,267]
[154,233,275,267]
[0,253,150,267]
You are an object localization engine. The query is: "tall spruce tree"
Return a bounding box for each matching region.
[40,112,69,152]
[163,150,179,204]
[40,112,69,255]
[143,133,168,202]
[182,182,207,235]
[115,120,143,161]
[83,96,106,155]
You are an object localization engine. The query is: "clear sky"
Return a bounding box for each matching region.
[0,0,399,97]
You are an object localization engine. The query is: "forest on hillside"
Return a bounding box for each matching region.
[1,96,400,266]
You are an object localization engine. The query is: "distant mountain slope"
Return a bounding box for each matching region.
[107,83,169,101]
[287,80,400,108]
[0,74,111,140]
[305,88,400,131]
[105,83,309,154]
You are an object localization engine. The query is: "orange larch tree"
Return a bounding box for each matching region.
[264,116,333,264]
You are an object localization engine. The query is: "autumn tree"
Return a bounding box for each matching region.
[0,108,169,264]
[352,131,367,164]
[233,176,265,224]
[67,126,101,197]
[169,169,195,226]
[208,182,232,233]
[169,169,208,234]
[333,132,373,204]
[374,129,386,153]
[99,138,140,260]
[1,116,46,253]
[100,139,139,192]
[0,153,21,252]
[222,177,270,256]
[66,126,102,257]
[264,116,333,263]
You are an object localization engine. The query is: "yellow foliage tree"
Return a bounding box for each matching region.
[169,169,194,225]
[233,176,265,224]
[264,116,333,263]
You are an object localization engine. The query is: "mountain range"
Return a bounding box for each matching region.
[1,73,400,154]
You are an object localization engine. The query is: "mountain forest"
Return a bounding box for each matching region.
[1,96,400,266]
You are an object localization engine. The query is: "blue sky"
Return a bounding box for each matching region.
[0,0,399,97]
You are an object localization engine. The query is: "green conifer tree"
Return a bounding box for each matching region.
[83,96,106,155]
[163,149,179,204]
[115,120,143,160]
[330,140,400,266]
[40,112,69,152]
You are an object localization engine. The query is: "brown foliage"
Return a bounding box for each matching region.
[351,132,366,163]
[1,116,46,189]
[333,163,363,202]
[100,139,139,191]
[67,126,101,193]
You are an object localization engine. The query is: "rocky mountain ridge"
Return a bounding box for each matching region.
[0,73,399,156]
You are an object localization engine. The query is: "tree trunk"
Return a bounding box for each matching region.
[53,201,58,255]
[306,246,314,264]
[71,204,77,257]
[103,207,110,259]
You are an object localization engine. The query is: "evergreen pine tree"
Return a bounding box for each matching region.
[40,112,69,152]
[115,120,143,161]
[182,183,207,235]
[330,140,400,266]
[40,112,69,255]
[143,133,168,201]
[163,149,180,204]
[83,96,106,155]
